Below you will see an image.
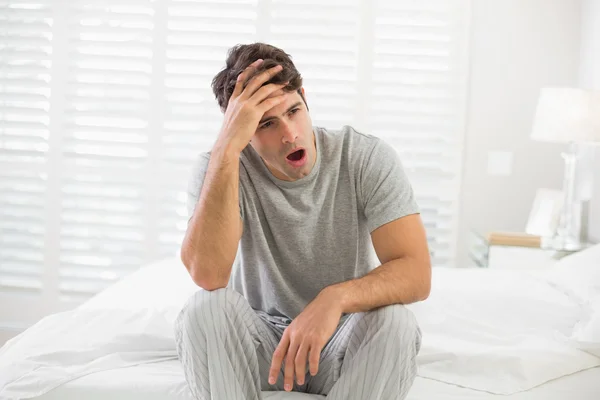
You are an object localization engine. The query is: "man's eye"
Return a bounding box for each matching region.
[261,121,273,129]
[290,108,299,115]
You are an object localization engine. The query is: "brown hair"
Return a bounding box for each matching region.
[211,42,307,113]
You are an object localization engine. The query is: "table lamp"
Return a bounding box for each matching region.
[530,87,600,251]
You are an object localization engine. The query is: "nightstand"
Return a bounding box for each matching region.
[467,231,582,269]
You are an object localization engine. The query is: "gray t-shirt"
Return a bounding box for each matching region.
[186,125,419,320]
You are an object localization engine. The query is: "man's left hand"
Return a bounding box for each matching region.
[268,287,344,391]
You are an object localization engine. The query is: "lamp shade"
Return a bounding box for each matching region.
[530,88,600,144]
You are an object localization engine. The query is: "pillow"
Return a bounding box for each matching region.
[544,243,600,304]
[541,244,600,351]
[79,256,200,323]
[408,267,599,395]
[571,294,600,356]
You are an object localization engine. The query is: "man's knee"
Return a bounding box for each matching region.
[177,288,244,333]
[368,305,421,353]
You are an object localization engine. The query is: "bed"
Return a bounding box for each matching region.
[1,239,599,400]
[28,359,600,400]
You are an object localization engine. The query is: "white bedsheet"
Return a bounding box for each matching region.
[34,360,600,400]
[1,249,600,399]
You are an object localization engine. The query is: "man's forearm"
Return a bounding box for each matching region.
[181,143,242,290]
[326,256,431,314]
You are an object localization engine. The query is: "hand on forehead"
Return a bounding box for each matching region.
[242,59,289,90]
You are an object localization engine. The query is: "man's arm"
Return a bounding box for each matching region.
[325,213,432,313]
[267,213,431,390]
[180,59,288,290]
[180,146,243,290]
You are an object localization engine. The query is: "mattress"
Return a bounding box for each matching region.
[4,250,600,399]
[36,359,600,400]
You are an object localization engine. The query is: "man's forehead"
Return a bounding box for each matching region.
[262,91,303,116]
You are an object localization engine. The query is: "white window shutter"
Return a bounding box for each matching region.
[0,0,470,334]
[367,0,469,266]
[57,0,156,302]
[158,0,259,261]
[268,0,361,130]
[0,0,52,292]
[0,0,54,333]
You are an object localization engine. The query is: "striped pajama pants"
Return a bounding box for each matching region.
[174,288,421,400]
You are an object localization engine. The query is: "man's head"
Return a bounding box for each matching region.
[211,43,317,182]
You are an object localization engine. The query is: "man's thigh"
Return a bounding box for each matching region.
[304,313,356,394]
[253,311,299,392]
[304,306,419,396]
[175,289,292,393]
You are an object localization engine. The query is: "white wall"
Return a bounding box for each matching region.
[591,154,600,242]
[580,0,600,90]
[580,0,600,242]
[457,0,583,265]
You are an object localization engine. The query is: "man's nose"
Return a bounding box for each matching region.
[281,122,297,144]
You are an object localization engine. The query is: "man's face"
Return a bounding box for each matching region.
[249,88,316,181]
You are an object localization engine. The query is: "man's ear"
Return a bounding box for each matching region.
[299,87,309,111]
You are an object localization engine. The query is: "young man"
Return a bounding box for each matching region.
[175,42,431,400]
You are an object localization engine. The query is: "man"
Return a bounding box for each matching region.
[175,42,431,400]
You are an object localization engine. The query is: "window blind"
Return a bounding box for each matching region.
[0,0,470,332]
[0,0,53,331]
[367,0,469,265]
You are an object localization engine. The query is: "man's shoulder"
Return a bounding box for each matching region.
[319,125,381,152]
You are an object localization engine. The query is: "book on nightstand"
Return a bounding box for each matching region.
[485,232,542,248]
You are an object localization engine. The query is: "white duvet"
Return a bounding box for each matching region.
[1,245,600,399]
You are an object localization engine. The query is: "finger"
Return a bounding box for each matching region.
[295,342,310,385]
[257,93,287,114]
[284,339,300,391]
[231,59,263,99]
[249,82,289,106]
[240,64,283,100]
[309,344,322,376]
[269,332,290,386]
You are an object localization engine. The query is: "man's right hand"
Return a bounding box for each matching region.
[215,59,288,155]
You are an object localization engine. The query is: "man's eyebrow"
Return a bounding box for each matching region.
[259,101,303,125]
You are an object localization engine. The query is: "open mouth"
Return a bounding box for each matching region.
[286,149,305,162]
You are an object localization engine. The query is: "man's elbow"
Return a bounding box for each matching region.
[187,262,229,291]
[180,247,229,291]
[420,279,431,301]
[192,274,228,291]
[418,257,432,301]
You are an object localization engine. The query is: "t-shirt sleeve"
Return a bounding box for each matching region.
[186,153,211,223]
[359,138,420,233]
[186,152,245,224]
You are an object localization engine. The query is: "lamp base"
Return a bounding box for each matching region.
[542,142,583,252]
[540,235,583,252]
